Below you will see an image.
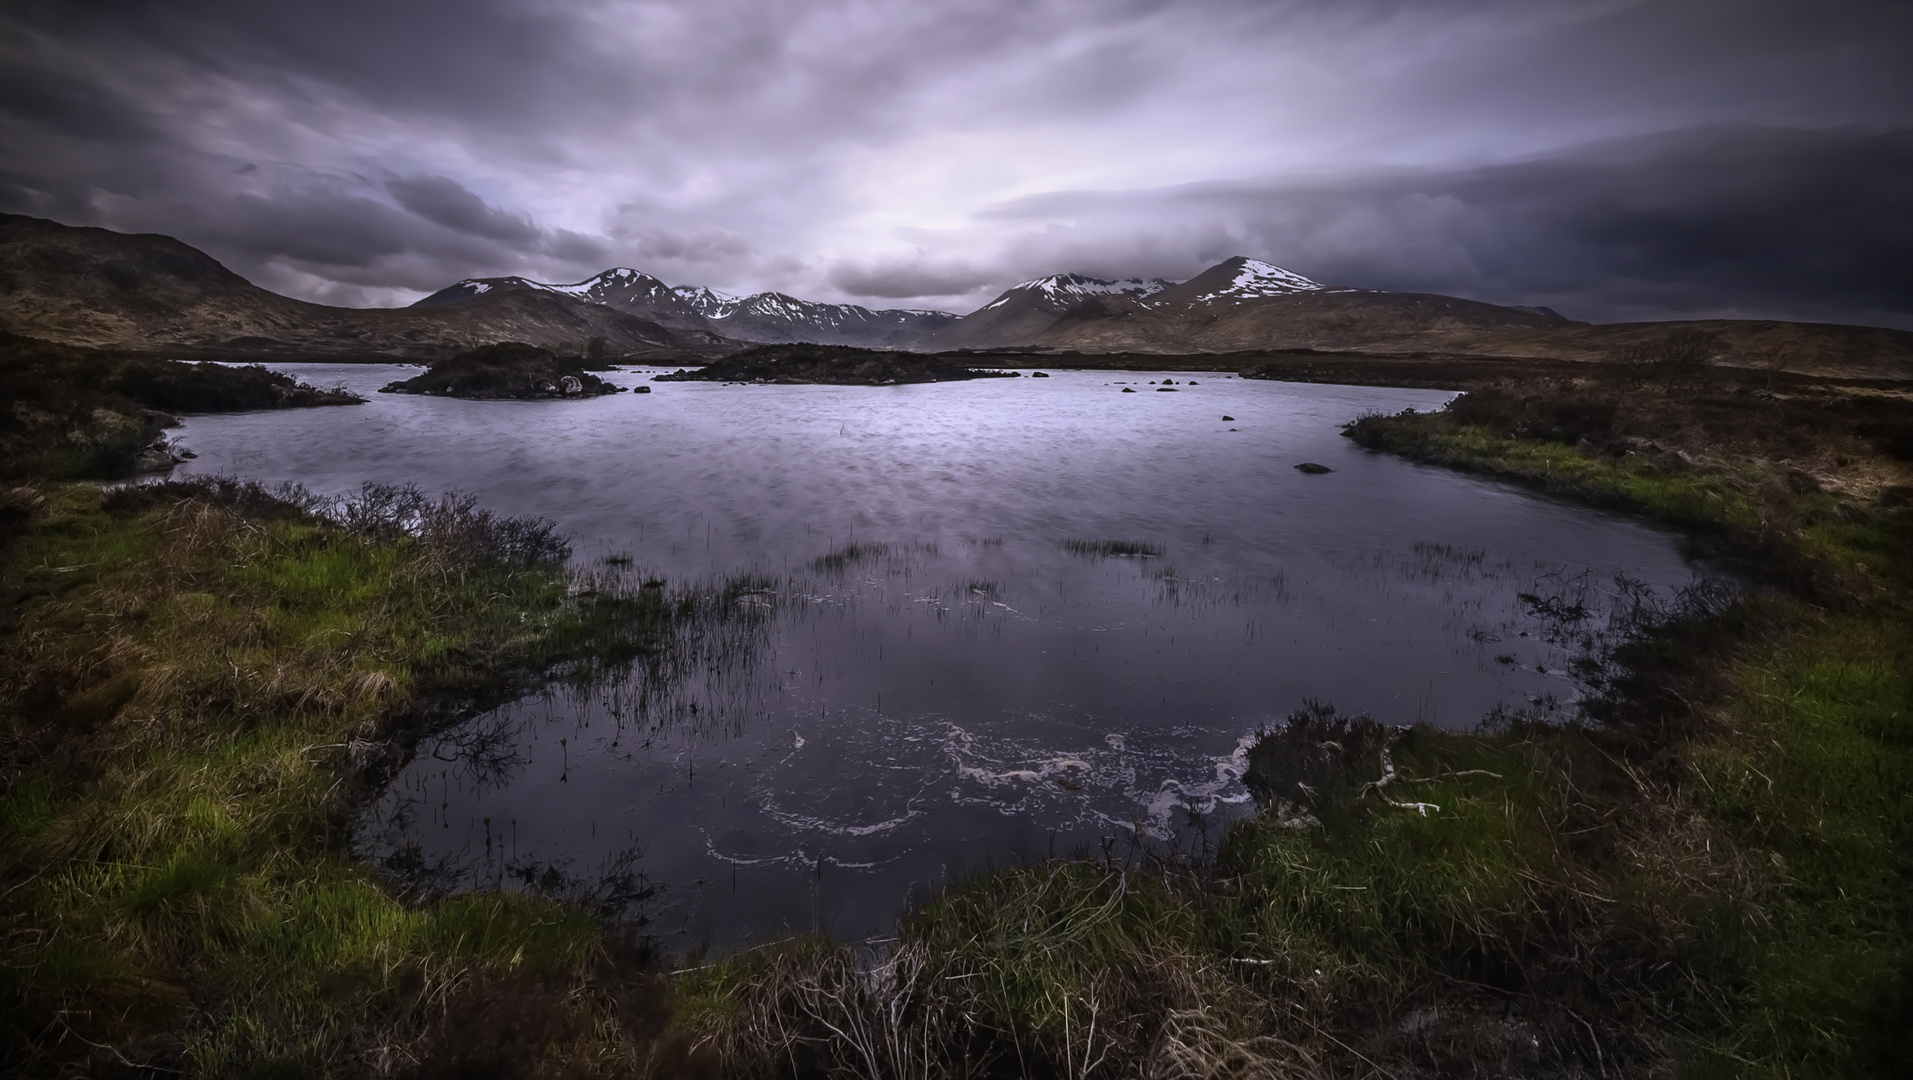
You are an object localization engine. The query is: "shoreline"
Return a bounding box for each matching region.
[2,363,1908,1076]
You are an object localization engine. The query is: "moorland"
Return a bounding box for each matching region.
[1,214,1909,1077]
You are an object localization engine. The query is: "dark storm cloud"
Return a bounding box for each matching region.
[0,0,594,133]
[0,62,159,147]
[977,126,1913,325]
[0,0,1909,319]
[385,176,542,246]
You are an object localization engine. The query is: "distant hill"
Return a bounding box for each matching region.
[414,269,956,347]
[931,256,1913,379]
[932,272,1174,349]
[412,268,715,334]
[933,257,1573,352]
[4,215,1908,377]
[676,291,957,347]
[0,215,724,361]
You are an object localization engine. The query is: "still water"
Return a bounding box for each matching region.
[174,364,1704,947]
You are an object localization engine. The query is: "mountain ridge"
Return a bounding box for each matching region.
[3,214,1909,378]
[416,269,957,347]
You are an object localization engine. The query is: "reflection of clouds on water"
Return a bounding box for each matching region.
[354,524,1716,944]
[182,367,1712,945]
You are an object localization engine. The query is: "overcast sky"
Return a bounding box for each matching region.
[2,0,1910,326]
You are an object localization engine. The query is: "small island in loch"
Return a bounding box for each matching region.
[654,343,1021,385]
[379,342,627,398]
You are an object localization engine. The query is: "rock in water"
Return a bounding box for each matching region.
[1294,462,1334,474]
[131,436,185,473]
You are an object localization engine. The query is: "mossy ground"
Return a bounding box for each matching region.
[0,481,687,1077]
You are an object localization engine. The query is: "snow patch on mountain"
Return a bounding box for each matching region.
[1196,260,1323,302]
[981,273,1172,312]
[672,285,742,319]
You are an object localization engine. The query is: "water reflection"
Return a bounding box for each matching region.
[354,529,1696,948]
[171,366,1712,946]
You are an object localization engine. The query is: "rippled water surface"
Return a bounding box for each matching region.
[175,364,1703,946]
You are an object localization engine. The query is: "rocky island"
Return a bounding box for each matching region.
[379,342,626,398]
[654,343,1019,385]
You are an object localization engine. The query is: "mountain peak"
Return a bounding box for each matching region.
[1200,257,1323,300]
[1145,257,1325,307]
[981,273,1172,313]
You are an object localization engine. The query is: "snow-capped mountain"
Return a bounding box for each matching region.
[416,270,956,346]
[1150,257,1325,306]
[414,268,714,332]
[935,256,1338,349]
[692,292,956,345]
[671,285,741,320]
[412,255,1335,351]
[976,273,1174,314]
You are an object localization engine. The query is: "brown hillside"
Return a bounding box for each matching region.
[0,214,726,361]
[1023,289,1913,379]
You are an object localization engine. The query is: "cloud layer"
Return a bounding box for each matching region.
[1,0,1909,324]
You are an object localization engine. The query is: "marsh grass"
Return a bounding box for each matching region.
[0,478,703,1077]
[1059,539,1164,559]
[1333,399,1913,1076]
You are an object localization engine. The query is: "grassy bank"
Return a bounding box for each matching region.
[1327,375,1913,1073]
[0,478,711,1076]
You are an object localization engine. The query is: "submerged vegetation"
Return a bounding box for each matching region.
[1059,538,1165,559]
[2,360,1909,1076]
